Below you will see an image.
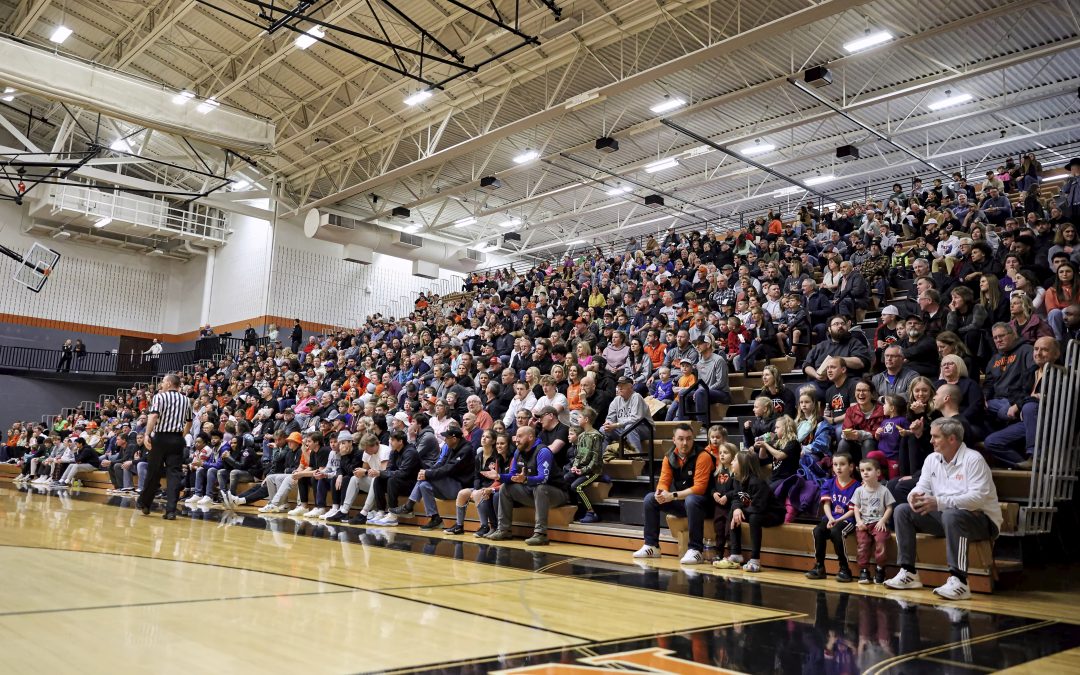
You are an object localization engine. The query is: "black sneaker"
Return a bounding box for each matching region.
[874,567,887,585]
[805,564,826,580]
[836,567,853,583]
[858,568,872,585]
[443,524,465,535]
[473,525,490,538]
[419,516,444,531]
[324,511,347,523]
[348,513,368,525]
[390,504,414,517]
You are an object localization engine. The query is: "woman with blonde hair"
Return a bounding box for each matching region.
[1009,291,1053,345]
[934,354,985,423]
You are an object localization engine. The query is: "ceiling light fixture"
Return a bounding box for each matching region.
[513,149,539,164]
[650,96,686,114]
[3,87,14,94]
[50,25,73,44]
[231,179,251,191]
[843,30,892,53]
[172,90,195,105]
[499,217,522,228]
[773,186,803,197]
[1,94,13,102]
[606,185,632,196]
[93,218,111,229]
[110,139,132,153]
[645,158,679,173]
[295,25,325,50]
[927,91,973,111]
[196,98,219,114]
[568,239,585,245]
[404,224,420,234]
[804,174,836,186]
[404,90,432,106]
[453,217,477,227]
[740,141,776,156]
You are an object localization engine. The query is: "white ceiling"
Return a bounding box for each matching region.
[1,0,1078,260]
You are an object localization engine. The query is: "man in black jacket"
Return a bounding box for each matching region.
[411,413,441,469]
[900,313,939,377]
[392,426,476,530]
[983,323,1036,427]
[223,431,301,509]
[367,430,420,525]
[220,425,262,495]
[290,319,303,354]
[833,261,871,319]
[802,279,835,343]
[803,316,872,394]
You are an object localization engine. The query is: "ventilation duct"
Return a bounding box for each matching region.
[303,209,486,275]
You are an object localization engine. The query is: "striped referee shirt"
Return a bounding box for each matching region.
[150,390,192,433]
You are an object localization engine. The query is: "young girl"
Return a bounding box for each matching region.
[743,396,777,450]
[713,451,785,573]
[473,433,513,537]
[806,453,859,582]
[852,458,896,585]
[796,388,833,461]
[710,436,738,562]
[869,395,908,479]
[757,414,800,484]
[565,408,605,524]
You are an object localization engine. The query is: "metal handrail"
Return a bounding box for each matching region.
[0,335,268,377]
[618,415,657,490]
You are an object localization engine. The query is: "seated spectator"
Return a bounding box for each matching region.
[1008,292,1053,346]
[838,379,884,463]
[633,423,714,564]
[390,425,475,530]
[983,323,1036,427]
[485,424,568,546]
[222,431,301,510]
[885,418,1001,601]
[868,395,908,479]
[742,396,778,451]
[985,336,1060,470]
[602,377,651,455]
[944,286,989,360]
[563,408,604,524]
[712,450,785,573]
[443,429,509,535]
[322,430,372,522]
[363,430,420,525]
[899,313,938,377]
[805,452,859,583]
[803,316,872,392]
[754,364,795,418]
[52,436,100,488]
[871,345,917,401]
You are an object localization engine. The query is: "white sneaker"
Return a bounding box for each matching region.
[219,492,234,510]
[376,513,399,526]
[320,507,340,520]
[33,476,48,484]
[367,510,386,523]
[287,504,307,516]
[303,507,325,518]
[258,503,277,513]
[197,495,213,506]
[185,494,199,505]
[680,549,704,565]
[884,569,923,590]
[632,544,662,559]
[933,575,971,601]
[269,503,288,513]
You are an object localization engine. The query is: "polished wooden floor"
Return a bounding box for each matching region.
[2,482,1080,674]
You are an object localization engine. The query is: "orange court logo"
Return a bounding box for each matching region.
[492,647,743,674]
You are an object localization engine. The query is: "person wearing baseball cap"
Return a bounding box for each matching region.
[222,430,304,510]
[390,425,475,531]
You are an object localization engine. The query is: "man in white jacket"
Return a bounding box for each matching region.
[884,417,1001,600]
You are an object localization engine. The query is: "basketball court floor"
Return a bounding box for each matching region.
[2,484,1080,674]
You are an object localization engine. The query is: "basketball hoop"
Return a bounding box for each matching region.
[1,242,61,293]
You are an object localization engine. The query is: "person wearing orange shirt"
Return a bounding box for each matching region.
[633,423,714,565]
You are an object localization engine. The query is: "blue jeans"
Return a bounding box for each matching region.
[642,492,713,552]
[194,467,219,497]
[984,401,1038,466]
[986,397,1015,424]
[1048,309,1066,341]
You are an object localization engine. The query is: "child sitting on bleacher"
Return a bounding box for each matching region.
[806,452,859,582]
[650,367,675,410]
[756,415,800,484]
[743,396,777,450]
[851,458,895,585]
[777,294,809,357]
[565,408,604,524]
[869,395,908,479]
[665,361,698,421]
[713,450,785,573]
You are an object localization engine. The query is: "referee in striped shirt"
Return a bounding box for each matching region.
[137,373,193,520]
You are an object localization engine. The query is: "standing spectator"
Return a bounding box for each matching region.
[143,339,163,373]
[73,339,86,373]
[1056,158,1080,226]
[56,339,73,373]
[851,458,896,585]
[290,319,303,354]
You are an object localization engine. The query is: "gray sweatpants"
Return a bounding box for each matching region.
[341,475,374,512]
[266,473,297,506]
[496,483,567,535]
[893,504,997,576]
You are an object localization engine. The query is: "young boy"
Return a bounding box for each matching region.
[851,458,896,584]
[650,367,675,407]
[806,453,860,582]
[566,407,604,524]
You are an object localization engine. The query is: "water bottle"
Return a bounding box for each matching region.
[703,537,716,562]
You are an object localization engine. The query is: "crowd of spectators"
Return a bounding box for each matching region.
[4,153,1080,599]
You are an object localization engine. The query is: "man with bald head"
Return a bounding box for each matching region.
[984,336,1061,470]
[485,424,568,546]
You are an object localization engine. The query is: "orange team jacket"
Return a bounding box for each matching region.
[657,450,714,495]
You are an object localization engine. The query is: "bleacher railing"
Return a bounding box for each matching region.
[0,336,267,378]
[1021,339,1080,536]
